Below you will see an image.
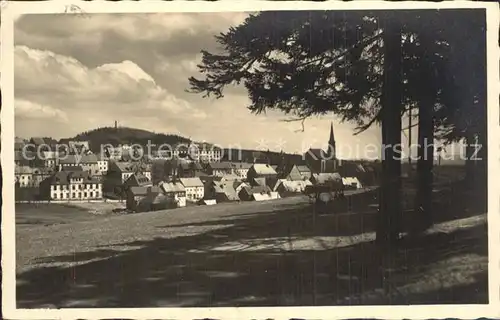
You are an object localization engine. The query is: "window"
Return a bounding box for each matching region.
[84,192,87,198]
[52,185,56,191]
[78,192,82,198]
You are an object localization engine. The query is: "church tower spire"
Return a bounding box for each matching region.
[328,121,336,160]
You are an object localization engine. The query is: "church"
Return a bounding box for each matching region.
[303,122,379,186]
[303,122,339,174]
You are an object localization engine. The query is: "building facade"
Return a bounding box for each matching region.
[40,171,102,200]
[180,177,205,201]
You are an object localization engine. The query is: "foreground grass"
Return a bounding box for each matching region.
[15,183,487,307]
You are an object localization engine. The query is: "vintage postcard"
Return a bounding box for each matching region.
[2,1,499,319]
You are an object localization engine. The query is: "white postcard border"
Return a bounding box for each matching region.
[2,1,499,319]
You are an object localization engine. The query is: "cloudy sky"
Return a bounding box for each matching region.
[14,12,403,158]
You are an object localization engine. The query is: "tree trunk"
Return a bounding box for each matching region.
[464,132,476,188]
[376,15,403,247]
[412,37,435,233]
[413,93,434,232]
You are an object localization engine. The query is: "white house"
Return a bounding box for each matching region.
[232,162,253,179]
[252,191,280,201]
[247,164,278,187]
[342,176,363,189]
[187,143,223,163]
[42,171,102,200]
[207,162,234,176]
[59,154,100,176]
[141,163,152,181]
[160,181,187,207]
[15,166,33,187]
[96,154,109,174]
[108,161,135,183]
[274,179,312,195]
[40,151,59,168]
[180,177,205,202]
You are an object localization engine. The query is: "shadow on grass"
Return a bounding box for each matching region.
[17,184,487,308]
[17,219,487,307]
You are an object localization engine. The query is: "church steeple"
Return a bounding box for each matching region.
[328,121,336,160]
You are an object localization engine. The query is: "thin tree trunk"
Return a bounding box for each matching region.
[413,94,434,232]
[464,132,476,188]
[413,36,436,233]
[376,15,403,247]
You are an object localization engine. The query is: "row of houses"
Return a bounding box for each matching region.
[15,134,377,211]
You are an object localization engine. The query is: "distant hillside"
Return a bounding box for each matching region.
[60,126,191,153]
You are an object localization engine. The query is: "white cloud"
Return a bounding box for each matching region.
[97,60,157,84]
[14,45,206,138]
[15,99,68,122]
[13,14,384,155]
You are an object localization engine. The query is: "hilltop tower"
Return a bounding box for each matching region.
[114,120,118,129]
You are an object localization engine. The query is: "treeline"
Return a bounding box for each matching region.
[59,126,191,153]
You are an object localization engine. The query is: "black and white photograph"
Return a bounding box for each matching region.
[2,1,499,319]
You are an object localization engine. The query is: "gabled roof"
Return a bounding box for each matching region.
[68,171,91,179]
[15,137,26,144]
[113,161,135,173]
[15,166,33,174]
[125,172,151,186]
[209,162,234,170]
[219,174,240,181]
[96,153,109,161]
[242,185,272,195]
[59,154,98,165]
[342,176,362,186]
[161,182,186,193]
[129,186,161,196]
[287,167,303,181]
[48,171,70,185]
[296,165,311,173]
[252,177,267,187]
[180,177,204,188]
[61,165,83,172]
[252,192,280,201]
[232,162,253,170]
[275,180,312,192]
[251,163,277,175]
[311,172,342,185]
[233,180,248,190]
[213,181,239,200]
[46,171,101,185]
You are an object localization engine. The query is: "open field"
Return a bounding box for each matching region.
[15,202,126,229]
[15,182,487,308]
